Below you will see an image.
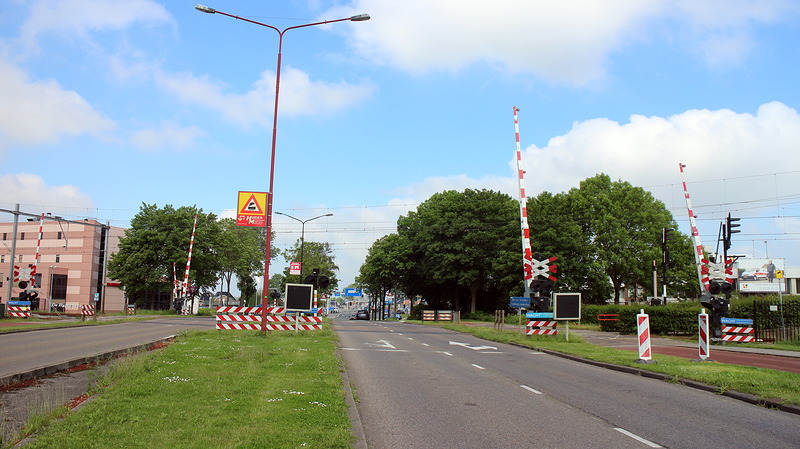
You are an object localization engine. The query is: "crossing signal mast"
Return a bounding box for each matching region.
[513,107,557,312]
[679,163,735,337]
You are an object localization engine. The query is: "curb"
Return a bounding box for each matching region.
[0,335,177,389]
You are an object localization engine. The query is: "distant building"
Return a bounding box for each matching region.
[1,218,126,313]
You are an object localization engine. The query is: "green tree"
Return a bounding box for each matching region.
[357,234,411,318]
[108,204,221,307]
[395,189,519,313]
[282,240,339,295]
[216,218,268,301]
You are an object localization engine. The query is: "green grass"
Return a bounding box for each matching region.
[19,329,352,449]
[438,322,800,406]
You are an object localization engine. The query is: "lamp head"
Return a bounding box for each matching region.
[349,14,370,21]
[195,4,216,14]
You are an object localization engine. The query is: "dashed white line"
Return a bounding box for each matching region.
[422,343,430,347]
[520,384,542,395]
[442,351,453,356]
[614,428,662,447]
[471,364,485,370]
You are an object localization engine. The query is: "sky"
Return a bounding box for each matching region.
[2,0,800,292]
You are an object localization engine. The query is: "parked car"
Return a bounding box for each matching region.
[355,310,370,320]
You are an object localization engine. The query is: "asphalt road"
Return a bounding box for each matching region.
[334,319,800,449]
[0,316,214,385]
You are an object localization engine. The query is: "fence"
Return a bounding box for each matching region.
[752,300,800,342]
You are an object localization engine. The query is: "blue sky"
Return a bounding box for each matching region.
[2,0,800,290]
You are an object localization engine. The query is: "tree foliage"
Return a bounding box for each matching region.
[108,204,222,305]
[281,240,340,295]
[357,176,698,313]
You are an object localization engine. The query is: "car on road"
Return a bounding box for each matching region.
[355,309,369,320]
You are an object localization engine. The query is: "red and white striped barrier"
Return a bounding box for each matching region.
[8,306,31,318]
[722,325,754,342]
[422,310,436,321]
[215,306,320,331]
[525,320,557,336]
[81,304,95,316]
[216,306,285,315]
[216,322,323,331]
[437,310,453,321]
[698,309,710,361]
[636,309,652,361]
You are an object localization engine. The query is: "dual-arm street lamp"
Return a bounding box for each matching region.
[195,5,369,328]
[275,212,333,280]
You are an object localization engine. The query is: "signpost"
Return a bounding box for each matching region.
[553,293,581,341]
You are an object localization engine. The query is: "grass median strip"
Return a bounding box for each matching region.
[20,329,352,449]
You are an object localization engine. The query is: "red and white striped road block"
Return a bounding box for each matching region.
[722,325,755,343]
[437,310,454,321]
[8,306,31,318]
[422,310,436,321]
[637,309,652,361]
[525,320,558,336]
[127,305,136,315]
[216,322,323,331]
[216,306,285,315]
[698,309,710,361]
[81,304,95,316]
[217,315,321,323]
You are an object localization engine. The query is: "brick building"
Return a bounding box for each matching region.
[1,217,127,313]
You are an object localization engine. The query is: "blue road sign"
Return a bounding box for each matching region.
[720,317,753,325]
[526,312,554,319]
[510,296,530,308]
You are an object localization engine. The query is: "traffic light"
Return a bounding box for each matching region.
[712,296,730,316]
[708,280,734,295]
[724,213,740,251]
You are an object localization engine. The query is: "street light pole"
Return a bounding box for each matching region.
[275,212,333,280]
[195,5,368,330]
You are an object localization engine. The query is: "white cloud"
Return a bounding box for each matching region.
[20,0,172,51]
[155,66,375,129]
[130,122,205,152]
[0,62,115,150]
[326,0,799,84]
[0,174,94,215]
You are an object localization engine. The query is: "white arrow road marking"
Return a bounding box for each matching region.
[449,341,498,351]
[365,340,396,349]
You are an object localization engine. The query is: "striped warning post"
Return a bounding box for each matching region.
[722,326,754,343]
[8,306,31,318]
[127,305,136,315]
[637,309,652,361]
[422,310,436,321]
[698,309,710,360]
[525,320,557,336]
[215,322,323,331]
[437,310,453,321]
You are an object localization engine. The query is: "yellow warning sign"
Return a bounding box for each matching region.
[236,191,268,227]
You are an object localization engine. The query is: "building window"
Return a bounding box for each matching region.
[20,232,25,240]
[51,274,68,300]
[2,232,6,240]
[1,255,4,263]
[57,231,62,240]
[55,254,61,263]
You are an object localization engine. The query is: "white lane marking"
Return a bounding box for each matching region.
[442,351,454,356]
[471,364,485,370]
[449,341,498,351]
[520,385,542,395]
[422,343,430,347]
[529,351,546,354]
[614,428,662,448]
[408,337,414,340]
